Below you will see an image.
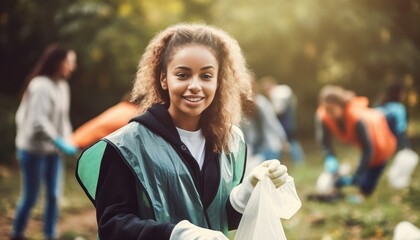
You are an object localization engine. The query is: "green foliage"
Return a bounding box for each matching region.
[0,0,419,162]
[0,95,18,165]
[212,0,420,132]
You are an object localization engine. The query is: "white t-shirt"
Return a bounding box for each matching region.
[176,127,206,170]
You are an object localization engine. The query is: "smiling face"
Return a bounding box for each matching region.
[161,44,219,130]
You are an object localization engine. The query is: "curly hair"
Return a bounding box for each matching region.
[131,23,253,153]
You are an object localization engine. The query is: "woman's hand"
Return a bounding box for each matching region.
[170,220,228,240]
[229,160,288,213]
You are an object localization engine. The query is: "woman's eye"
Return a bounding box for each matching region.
[202,74,213,80]
[176,73,188,79]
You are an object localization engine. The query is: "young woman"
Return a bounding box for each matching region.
[13,44,78,240]
[316,85,397,198]
[76,23,289,240]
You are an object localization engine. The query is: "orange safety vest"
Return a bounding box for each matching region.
[317,97,396,167]
[70,101,139,149]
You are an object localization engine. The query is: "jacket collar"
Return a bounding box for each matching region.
[131,104,182,147]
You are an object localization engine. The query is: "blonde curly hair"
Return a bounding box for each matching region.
[131,23,253,153]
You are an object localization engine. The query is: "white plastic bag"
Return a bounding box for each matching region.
[316,162,352,195]
[234,175,301,240]
[393,221,420,240]
[316,171,335,195]
[388,149,419,189]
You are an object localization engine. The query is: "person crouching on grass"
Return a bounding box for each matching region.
[76,23,291,240]
[316,85,397,203]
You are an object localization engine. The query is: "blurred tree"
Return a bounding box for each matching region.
[0,0,419,163]
[212,0,420,132]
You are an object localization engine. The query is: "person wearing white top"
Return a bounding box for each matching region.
[12,44,78,240]
[176,128,206,169]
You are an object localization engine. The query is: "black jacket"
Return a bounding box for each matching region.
[95,104,243,240]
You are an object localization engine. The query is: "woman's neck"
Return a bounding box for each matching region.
[168,109,200,131]
[173,117,200,131]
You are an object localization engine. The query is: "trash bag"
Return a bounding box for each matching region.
[388,149,419,189]
[316,162,351,195]
[234,175,301,240]
[393,221,420,240]
[316,171,335,195]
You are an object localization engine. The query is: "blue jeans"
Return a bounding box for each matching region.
[289,139,305,164]
[359,163,387,196]
[12,149,63,239]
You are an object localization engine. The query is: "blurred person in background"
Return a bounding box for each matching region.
[316,85,397,202]
[12,44,78,240]
[241,77,289,161]
[76,23,290,240]
[376,82,410,150]
[70,92,140,149]
[261,76,305,164]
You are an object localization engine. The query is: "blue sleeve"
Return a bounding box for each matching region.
[353,120,373,184]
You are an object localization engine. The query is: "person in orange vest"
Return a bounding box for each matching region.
[316,85,397,199]
[70,93,140,149]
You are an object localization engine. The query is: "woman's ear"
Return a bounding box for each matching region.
[160,73,167,90]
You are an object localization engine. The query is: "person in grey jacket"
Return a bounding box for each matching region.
[12,44,78,240]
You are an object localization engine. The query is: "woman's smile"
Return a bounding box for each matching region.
[183,95,205,104]
[162,44,219,130]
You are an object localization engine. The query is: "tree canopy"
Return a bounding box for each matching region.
[0,0,419,161]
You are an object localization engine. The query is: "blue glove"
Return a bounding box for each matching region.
[54,137,78,156]
[324,155,339,174]
[336,175,354,187]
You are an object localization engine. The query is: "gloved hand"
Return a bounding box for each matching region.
[54,137,78,156]
[335,175,354,187]
[324,155,339,174]
[169,220,228,240]
[229,159,288,213]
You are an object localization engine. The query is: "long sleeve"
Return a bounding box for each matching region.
[256,95,288,151]
[61,81,73,139]
[96,145,175,240]
[352,120,374,184]
[226,199,242,230]
[315,116,335,157]
[28,81,59,141]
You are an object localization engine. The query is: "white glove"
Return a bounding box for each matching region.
[169,220,228,240]
[230,159,288,213]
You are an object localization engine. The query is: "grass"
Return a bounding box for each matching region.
[0,134,419,239]
[281,138,420,240]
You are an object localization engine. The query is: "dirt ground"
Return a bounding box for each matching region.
[0,206,97,240]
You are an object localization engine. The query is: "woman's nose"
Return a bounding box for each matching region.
[188,77,202,92]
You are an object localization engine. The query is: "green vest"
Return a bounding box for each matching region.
[76,122,246,235]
